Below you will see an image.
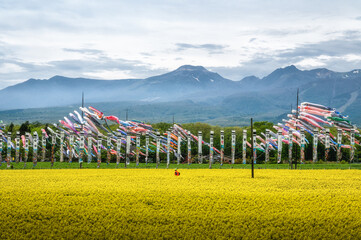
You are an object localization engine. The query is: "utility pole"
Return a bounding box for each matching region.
[289,129,293,169]
[295,88,299,169]
[126,133,131,168]
[51,133,56,168]
[220,130,224,166]
[116,132,121,167]
[231,130,236,166]
[198,131,202,164]
[300,129,305,164]
[325,129,330,162]
[166,131,170,168]
[156,132,160,168]
[177,133,181,165]
[24,133,29,168]
[337,129,342,162]
[265,130,269,163]
[145,132,149,164]
[33,132,38,167]
[79,131,85,168]
[209,131,214,169]
[97,134,102,168]
[15,132,20,163]
[313,129,318,163]
[277,130,282,164]
[242,130,247,164]
[136,132,140,166]
[187,131,191,165]
[6,132,11,168]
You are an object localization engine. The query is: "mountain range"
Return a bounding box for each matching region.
[0,65,361,126]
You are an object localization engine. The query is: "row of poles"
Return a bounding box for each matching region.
[273,128,355,167]
[0,126,356,169]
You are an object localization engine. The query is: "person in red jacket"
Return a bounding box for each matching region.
[174,169,180,176]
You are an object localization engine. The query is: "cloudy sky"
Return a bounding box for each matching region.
[0,0,361,89]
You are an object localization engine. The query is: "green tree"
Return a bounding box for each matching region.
[7,122,14,133]
[19,121,31,135]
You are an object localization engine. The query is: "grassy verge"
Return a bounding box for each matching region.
[1,161,360,170]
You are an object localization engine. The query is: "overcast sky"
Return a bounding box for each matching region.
[0,0,361,89]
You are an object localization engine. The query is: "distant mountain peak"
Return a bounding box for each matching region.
[242,75,260,81]
[264,65,301,81]
[279,65,300,73]
[285,64,298,70]
[239,75,260,84]
[48,75,69,81]
[175,65,207,72]
[49,75,64,79]
[269,65,300,75]
[142,64,232,88]
[311,67,333,73]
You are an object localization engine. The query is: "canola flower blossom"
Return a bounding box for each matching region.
[0,169,361,239]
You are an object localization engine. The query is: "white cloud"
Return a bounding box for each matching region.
[342,54,361,61]
[83,70,135,79]
[0,63,24,74]
[296,58,327,68]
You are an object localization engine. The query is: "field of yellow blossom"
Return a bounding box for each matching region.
[0,169,360,239]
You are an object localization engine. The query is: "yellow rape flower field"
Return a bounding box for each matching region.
[1,169,361,239]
